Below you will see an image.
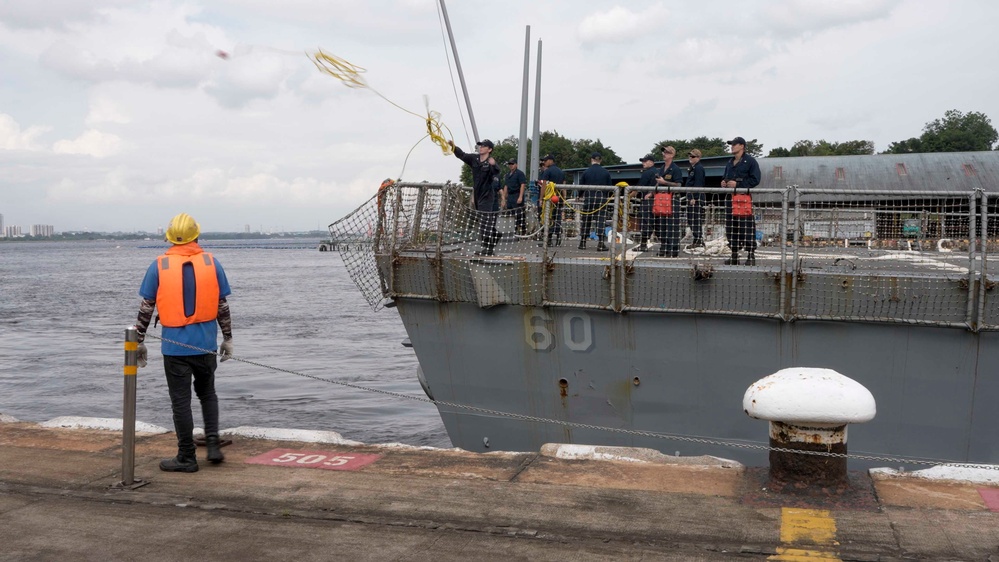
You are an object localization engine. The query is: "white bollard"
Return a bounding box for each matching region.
[744,368,876,487]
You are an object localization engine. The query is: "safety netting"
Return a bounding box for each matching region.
[330,182,995,330]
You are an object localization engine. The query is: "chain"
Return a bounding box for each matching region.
[143,332,998,471]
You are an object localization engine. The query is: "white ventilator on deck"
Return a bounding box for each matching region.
[743,367,876,427]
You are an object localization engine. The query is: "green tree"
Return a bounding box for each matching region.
[648,136,728,157]
[884,109,998,154]
[649,136,764,158]
[768,139,875,157]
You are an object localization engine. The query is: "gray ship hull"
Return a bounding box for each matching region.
[398,298,998,467]
[329,156,999,468]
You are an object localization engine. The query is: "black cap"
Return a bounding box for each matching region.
[590,152,602,159]
[726,136,747,146]
[476,139,495,149]
[505,158,517,165]
[639,154,655,162]
[542,154,554,161]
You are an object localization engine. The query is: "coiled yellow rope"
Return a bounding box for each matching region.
[542,181,613,215]
[310,49,454,156]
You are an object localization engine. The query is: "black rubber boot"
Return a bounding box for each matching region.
[596,241,608,252]
[725,250,739,265]
[578,239,587,250]
[160,451,199,473]
[206,434,225,464]
[746,251,756,266]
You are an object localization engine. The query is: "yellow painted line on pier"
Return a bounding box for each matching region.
[769,507,840,561]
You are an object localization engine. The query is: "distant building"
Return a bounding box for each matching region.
[30,225,55,237]
[245,224,250,233]
[157,227,164,236]
[5,225,22,237]
[0,213,4,237]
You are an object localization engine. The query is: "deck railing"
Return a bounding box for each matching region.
[330,182,997,331]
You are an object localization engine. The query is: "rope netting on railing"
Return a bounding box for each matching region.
[331,182,996,329]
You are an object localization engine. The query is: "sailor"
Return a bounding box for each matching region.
[721,136,762,265]
[578,152,612,251]
[684,148,707,248]
[637,154,658,252]
[135,212,233,473]
[538,154,566,247]
[504,158,527,236]
[654,145,683,257]
[450,139,501,256]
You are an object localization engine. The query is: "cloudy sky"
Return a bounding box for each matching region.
[2,0,997,233]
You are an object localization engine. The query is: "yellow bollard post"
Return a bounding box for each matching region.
[114,326,148,489]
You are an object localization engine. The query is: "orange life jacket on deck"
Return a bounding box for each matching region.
[156,243,220,327]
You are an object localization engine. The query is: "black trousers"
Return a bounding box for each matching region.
[580,204,608,241]
[164,354,219,455]
[506,204,526,235]
[478,212,499,251]
[686,200,705,242]
[545,200,564,241]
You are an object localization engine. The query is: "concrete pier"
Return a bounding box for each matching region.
[1,420,997,560]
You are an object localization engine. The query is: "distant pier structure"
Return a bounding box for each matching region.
[320,233,372,252]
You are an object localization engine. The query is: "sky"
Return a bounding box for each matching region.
[1,0,998,233]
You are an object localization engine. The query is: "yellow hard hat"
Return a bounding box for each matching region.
[165,213,200,245]
[615,181,629,187]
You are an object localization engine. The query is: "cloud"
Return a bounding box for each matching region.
[763,0,901,39]
[0,113,51,150]
[53,130,123,158]
[0,0,133,30]
[204,52,295,107]
[578,4,669,45]
[84,96,131,125]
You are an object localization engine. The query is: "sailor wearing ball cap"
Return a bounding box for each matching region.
[721,137,762,265]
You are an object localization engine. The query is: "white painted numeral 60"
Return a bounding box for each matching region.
[524,310,592,352]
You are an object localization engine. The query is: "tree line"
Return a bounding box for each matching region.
[457,109,998,183]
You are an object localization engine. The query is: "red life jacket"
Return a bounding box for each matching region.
[156,243,220,327]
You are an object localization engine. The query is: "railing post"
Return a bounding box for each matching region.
[609,187,620,311]
[977,190,988,330]
[779,188,790,320]
[114,326,148,489]
[789,186,802,319]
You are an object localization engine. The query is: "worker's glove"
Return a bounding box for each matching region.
[219,340,234,362]
[136,343,147,368]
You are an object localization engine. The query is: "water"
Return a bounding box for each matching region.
[0,239,450,448]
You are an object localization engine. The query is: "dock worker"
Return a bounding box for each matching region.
[578,152,612,251]
[654,145,683,257]
[685,148,707,248]
[538,154,566,247]
[504,158,528,236]
[721,136,762,265]
[450,139,501,256]
[135,212,233,473]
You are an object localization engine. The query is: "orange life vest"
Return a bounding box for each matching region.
[156,243,220,327]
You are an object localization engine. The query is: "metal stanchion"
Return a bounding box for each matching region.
[113,326,149,490]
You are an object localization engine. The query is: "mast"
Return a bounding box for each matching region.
[518,26,530,169]
[529,40,543,186]
[438,0,479,143]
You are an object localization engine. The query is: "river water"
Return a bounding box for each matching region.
[0,238,450,448]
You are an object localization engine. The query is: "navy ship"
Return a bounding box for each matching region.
[331,151,999,467]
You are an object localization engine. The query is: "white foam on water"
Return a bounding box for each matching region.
[222,426,363,445]
[0,413,20,423]
[39,416,170,434]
